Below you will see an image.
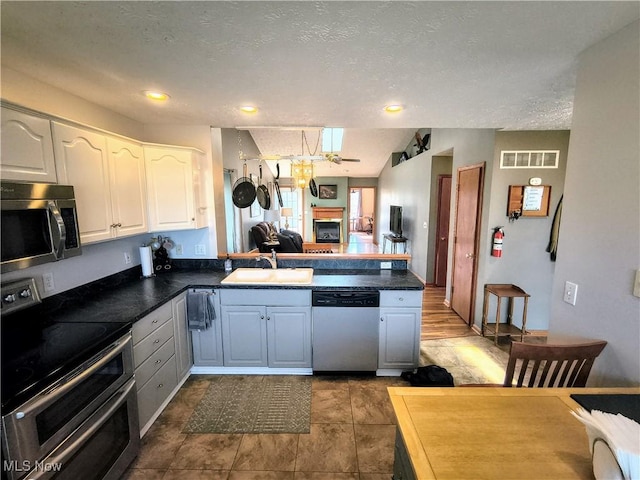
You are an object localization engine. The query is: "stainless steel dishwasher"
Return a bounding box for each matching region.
[312,290,380,372]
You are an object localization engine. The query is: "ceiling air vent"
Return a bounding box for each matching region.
[500,150,559,169]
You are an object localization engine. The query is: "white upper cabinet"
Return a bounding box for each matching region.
[1,107,57,183]
[144,145,207,232]
[107,137,148,237]
[52,122,148,243]
[53,122,112,244]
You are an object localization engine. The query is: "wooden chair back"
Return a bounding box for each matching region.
[302,243,333,253]
[504,340,607,388]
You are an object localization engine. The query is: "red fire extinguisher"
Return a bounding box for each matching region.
[492,227,504,257]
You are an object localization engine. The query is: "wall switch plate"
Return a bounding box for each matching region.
[43,272,55,292]
[175,244,183,255]
[380,261,392,270]
[633,270,640,298]
[563,281,578,305]
[195,244,206,255]
[124,252,132,264]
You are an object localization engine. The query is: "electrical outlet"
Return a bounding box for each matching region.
[563,281,578,306]
[175,244,183,255]
[124,252,132,264]
[195,244,206,255]
[380,261,392,270]
[43,272,55,292]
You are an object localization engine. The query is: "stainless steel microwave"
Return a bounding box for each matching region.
[1,182,82,273]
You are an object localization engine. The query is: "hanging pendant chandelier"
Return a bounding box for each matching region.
[291,160,314,189]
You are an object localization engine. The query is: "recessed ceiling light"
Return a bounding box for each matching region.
[384,104,403,113]
[240,105,258,114]
[144,91,170,101]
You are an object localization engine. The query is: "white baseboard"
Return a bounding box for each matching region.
[190,366,313,375]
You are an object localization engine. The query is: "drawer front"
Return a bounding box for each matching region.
[154,354,179,405]
[132,301,172,344]
[380,290,423,308]
[135,338,176,387]
[136,354,178,430]
[133,320,174,368]
[221,289,310,306]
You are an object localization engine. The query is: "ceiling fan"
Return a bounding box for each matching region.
[323,153,360,164]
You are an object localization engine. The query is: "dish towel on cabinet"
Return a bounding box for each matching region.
[187,292,215,330]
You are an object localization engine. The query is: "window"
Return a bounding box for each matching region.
[500,150,559,169]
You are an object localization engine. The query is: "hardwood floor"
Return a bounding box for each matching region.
[421,285,476,340]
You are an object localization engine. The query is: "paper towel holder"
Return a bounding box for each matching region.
[139,245,156,278]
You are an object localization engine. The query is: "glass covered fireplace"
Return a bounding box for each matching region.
[314,219,343,243]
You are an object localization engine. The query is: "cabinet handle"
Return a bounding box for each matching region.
[399,297,404,301]
[380,317,384,322]
[153,339,160,344]
[260,315,265,320]
[155,359,162,364]
[267,316,270,321]
[152,319,159,324]
[157,383,164,389]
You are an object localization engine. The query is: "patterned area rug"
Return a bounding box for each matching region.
[183,376,311,434]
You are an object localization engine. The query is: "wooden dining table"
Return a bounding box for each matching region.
[388,386,640,480]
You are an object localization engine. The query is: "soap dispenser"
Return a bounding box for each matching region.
[224,255,232,273]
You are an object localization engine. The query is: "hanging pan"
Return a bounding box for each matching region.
[309,177,318,197]
[274,162,283,207]
[256,163,271,210]
[232,162,256,208]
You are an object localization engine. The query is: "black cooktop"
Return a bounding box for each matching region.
[1,318,131,413]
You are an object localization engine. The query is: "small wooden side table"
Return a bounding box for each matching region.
[481,284,530,345]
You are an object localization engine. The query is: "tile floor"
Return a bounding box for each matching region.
[123,335,524,479]
[123,375,407,480]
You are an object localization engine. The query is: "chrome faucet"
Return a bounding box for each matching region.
[256,249,277,269]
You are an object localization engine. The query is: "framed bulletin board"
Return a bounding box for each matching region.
[507,185,551,217]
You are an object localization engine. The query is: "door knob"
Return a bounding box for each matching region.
[465,253,475,258]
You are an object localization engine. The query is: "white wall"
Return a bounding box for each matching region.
[549,20,640,386]
[1,68,144,139]
[1,234,150,297]
[377,129,496,284]
[484,131,570,330]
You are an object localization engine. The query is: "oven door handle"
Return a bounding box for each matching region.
[17,334,132,418]
[25,378,136,480]
[48,200,66,260]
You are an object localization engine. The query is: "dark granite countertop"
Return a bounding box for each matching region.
[5,268,424,326]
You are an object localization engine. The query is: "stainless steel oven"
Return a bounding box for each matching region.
[1,333,138,480]
[1,182,82,273]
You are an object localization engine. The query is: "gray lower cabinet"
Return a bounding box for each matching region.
[221,305,269,367]
[133,293,191,433]
[379,290,423,370]
[220,289,311,368]
[136,355,178,429]
[192,290,223,366]
[172,291,192,379]
[266,307,311,368]
[393,428,417,480]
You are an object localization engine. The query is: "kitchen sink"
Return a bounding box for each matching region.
[221,268,314,285]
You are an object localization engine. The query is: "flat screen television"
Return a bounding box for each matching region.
[389,205,403,237]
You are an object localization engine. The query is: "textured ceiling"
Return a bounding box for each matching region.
[1,1,638,177]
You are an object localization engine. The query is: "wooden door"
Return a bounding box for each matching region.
[451,164,484,325]
[434,175,452,287]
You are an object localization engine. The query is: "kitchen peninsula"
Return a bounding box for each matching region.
[2,261,424,436]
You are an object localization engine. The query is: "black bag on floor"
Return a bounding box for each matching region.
[401,365,454,387]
